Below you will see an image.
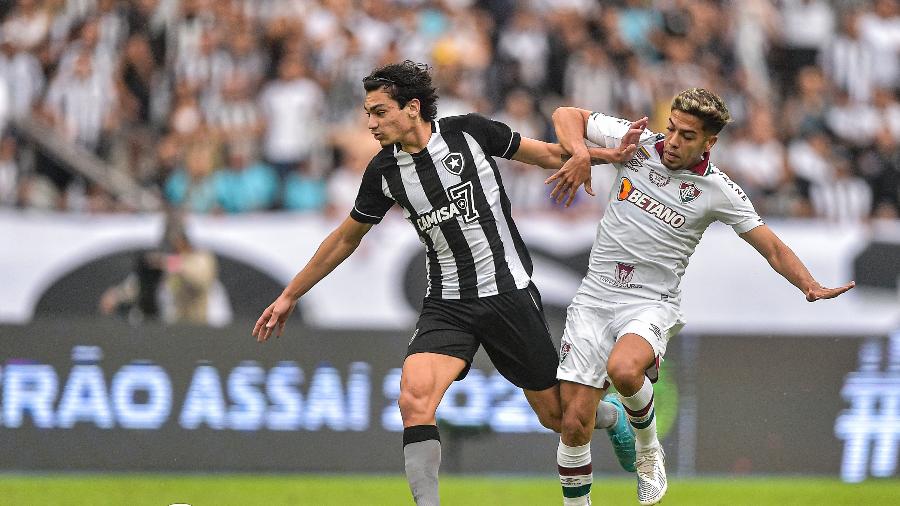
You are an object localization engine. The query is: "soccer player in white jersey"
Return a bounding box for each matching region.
[547,88,856,505]
[252,61,640,506]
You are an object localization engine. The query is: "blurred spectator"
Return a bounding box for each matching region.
[1,0,50,52]
[0,68,8,135]
[175,27,233,107]
[826,90,881,148]
[564,41,618,114]
[283,161,328,213]
[43,49,118,156]
[0,35,44,119]
[156,212,219,324]
[206,73,264,144]
[858,129,900,218]
[494,88,554,215]
[0,136,17,206]
[787,128,835,208]
[809,152,873,225]
[497,9,550,91]
[781,65,830,139]
[168,81,206,142]
[164,143,219,213]
[821,7,879,104]
[721,104,788,214]
[259,55,325,179]
[859,0,900,92]
[100,211,220,325]
[214,141,278,213]
[227,25,268,91]
[119,34,156,124]
[618,0,661,60]
[773,0,835,94]
[730,0,780,101]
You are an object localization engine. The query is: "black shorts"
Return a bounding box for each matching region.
[406,282,559,391]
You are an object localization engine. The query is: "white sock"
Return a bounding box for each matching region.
[558,439,592,506]
[621,376,659,450]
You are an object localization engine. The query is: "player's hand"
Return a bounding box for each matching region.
[252,294,297,342]
[590,117,648,165]
[805,280,856,302]
[546,150,592,207]
[620,116,648,151]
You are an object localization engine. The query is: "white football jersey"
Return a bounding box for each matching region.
[574,112,765,306]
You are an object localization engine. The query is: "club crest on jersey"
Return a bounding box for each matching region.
[649,169,671,187]
[616,262,635,284]
[441,152,465,175]
[616,177,686,228]
[560,341,571,363]
[599,261,643,289]
[679,182,702,203]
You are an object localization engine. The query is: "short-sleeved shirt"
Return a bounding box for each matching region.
[575,112,765,306]
[351,113,532,299]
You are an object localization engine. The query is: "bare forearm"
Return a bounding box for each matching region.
[552,107,591,160]
[765,244,819,294]
[282,231,361,300]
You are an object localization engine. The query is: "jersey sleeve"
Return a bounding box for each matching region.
[710,172,765,234]
[350,160,394,224]
[450,113,521,159]
[585,112,657,149]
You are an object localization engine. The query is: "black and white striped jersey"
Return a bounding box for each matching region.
[350,113,533,300]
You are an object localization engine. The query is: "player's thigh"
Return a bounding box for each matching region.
[613,301,685,380]
[557,303,617,390]
[560,380,605,418]
[400,352,468,412]
[476,283,559,391]
[407,297,481,382]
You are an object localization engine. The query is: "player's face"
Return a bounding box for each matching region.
[661,110,717,171]
[364,89,417,147]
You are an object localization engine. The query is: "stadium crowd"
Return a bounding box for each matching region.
[0,0,897,222]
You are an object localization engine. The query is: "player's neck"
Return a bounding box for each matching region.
[399,120,434,154]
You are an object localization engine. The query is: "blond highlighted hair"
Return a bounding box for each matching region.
[671,88,732,135]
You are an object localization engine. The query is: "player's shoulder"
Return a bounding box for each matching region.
[704,165,751,203]
[365,146,398,170]
[438,113,495,132]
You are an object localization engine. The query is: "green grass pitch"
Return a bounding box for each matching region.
[1,474,898,505]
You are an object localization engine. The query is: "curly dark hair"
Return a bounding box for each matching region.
[363,60,439,122]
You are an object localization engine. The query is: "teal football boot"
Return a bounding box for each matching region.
[605,395,636,472]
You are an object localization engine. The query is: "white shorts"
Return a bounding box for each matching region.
[556,299,685,389]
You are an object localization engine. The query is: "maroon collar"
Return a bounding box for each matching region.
[655,140,710,176]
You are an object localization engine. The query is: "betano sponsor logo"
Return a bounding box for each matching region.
[616,177,686,228]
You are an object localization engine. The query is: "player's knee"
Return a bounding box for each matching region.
[607,359,644,393]
[535,406,561,433]
[560,409,593,443]
[398,384,435,422]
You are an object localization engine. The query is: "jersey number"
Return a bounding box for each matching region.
[447,181,480,224]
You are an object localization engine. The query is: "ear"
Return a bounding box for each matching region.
[405,98,421,118]
[705,134,718,152]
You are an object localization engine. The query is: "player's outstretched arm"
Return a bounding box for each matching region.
[253,216,373,342]
[512,138,630,174]
[545,107,646,207]
[740,225,855,302]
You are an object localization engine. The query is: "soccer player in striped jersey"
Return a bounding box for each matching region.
[253,60,638,506]
[548,88,856,505]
